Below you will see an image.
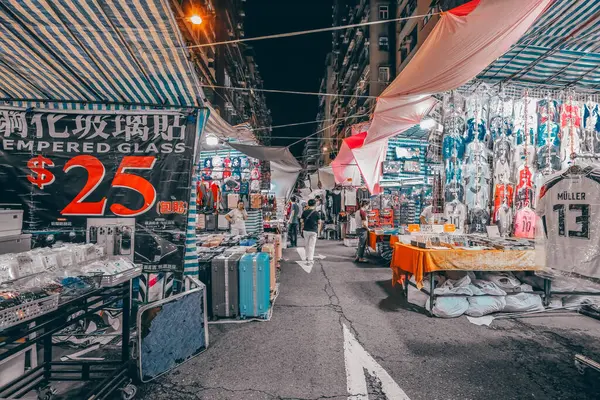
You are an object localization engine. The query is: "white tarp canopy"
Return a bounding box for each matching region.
[229,143,302,199]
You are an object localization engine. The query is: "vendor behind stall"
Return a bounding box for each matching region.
[226,200,248,235]
[419,200,434,225]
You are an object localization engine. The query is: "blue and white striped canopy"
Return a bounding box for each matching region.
[477,0,600,90]
[0,0,203,107]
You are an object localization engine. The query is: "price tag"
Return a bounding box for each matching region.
[444,224,456,233]
[408,224,420,232]
[420,224,434,233]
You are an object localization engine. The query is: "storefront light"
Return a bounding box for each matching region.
[419,118,436,130]
[205,134,219,147]
[190,15,203,25]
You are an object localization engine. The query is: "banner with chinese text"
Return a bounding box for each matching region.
[0,107,205,273]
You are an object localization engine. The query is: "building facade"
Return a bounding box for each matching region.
[311,0,470,168]
[308,0,396,170]
[169,0,272,143]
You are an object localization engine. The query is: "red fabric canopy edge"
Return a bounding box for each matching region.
[345,131,367,149]
[448,0,481,16]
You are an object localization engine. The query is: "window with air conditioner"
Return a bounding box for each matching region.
[378,66,390,83]
[379,5,389,20]
[378,36,389,51]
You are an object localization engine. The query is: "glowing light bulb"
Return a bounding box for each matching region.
[190,15,203,25]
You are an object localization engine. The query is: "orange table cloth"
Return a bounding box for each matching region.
[368,231,378,251]
[390,242,542,289]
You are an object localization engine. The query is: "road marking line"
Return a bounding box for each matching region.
[295,261,314,273]
[343,324,410,400]
[296,247,306,261]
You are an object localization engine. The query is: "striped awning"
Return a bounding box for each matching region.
[0,0,203,108]
[477,0,600,90]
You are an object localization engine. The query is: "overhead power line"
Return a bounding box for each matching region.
[251,112,371,132]
[184,13,440,49]
[200,84,377,99]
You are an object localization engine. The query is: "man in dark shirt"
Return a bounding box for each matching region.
[301,199,321,264]
[355,200,370,263]
[287,196,301,247]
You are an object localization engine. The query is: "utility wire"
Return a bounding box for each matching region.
[251,112,371,132]
[184,13,440,49]
[200,83,377,99]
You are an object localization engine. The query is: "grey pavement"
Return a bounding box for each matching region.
[138,239,600,400]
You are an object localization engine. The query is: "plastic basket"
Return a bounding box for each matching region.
[99,266,142,288]
[0,293,59,331]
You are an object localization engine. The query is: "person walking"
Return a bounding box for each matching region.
[287,196,301,248]
[355,200,369,263]
[225,200,248,236]
[301,199,321,265]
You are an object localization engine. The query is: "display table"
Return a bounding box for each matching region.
[390,242,544,312]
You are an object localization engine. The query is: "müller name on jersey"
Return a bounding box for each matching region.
[557,191,586,201]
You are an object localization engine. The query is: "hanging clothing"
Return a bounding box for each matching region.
[332,190,343,215]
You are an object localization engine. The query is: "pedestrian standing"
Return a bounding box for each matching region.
[301,199,321,265]
[287,196,301,248]
[355,200,369,263]
[225,200,248,236]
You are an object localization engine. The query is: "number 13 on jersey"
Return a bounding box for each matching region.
[552,203,590,239]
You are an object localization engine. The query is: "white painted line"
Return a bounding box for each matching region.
[343,324,410,400]
[315,254,326,260]
[296,247,306,261]
[295,260,314,273]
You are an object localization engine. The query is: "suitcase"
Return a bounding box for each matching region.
[197,213,206,230]
[238,253,271,319]
[198,253,216,317]
[205,213,217,231]
[211,253,241,318]
[0,210,23,237]
[261,244,276,293]
[218,214,229,231]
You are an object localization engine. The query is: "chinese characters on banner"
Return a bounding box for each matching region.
[0,108,202,273]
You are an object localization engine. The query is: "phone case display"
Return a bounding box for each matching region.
[380,209,394,228]
[367,210,380,228]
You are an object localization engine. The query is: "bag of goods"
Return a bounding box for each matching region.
[429,296,469,318]
[472,280,507,296]
[480,272,521,291]
[504,293,544,312]
[466,296,506,317]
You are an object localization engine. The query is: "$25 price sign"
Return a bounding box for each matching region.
[27,154,157,217]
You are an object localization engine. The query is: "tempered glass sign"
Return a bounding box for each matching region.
[137,287,208,382]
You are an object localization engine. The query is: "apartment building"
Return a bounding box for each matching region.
[169,0,272,143]
[308,0,396,170]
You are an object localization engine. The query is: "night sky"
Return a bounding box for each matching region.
[244,0,334,156]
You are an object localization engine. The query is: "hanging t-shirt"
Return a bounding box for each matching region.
[468,207,490,234]
[346,189,358,207]
[514,207,536,239]
[537,166,600,278]
[493,184,514,222]
[493,138,513,184]
[444,201,467,230]
[444,181,464,203]
[465,163,491,210]
[465,140,488,165]
[445,158,463,185]
[495,205,513,237]
[332,190,343,214]
[536,144,561,173]
[356,188,369,202]
[513,144,535,178]
[442,134,466,160]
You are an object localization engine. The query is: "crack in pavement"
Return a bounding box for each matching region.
[316,259,368,351]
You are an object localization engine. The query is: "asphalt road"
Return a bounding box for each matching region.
[138,239,600,400]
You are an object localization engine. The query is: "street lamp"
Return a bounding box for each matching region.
[190,15,203,25]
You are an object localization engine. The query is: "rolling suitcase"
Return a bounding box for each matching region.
[261,244,277,293]
[211,253,241,318]
[198,253,216,317]
[218,214,229,231]
[238,253,271,319]
[205,213,217,231]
